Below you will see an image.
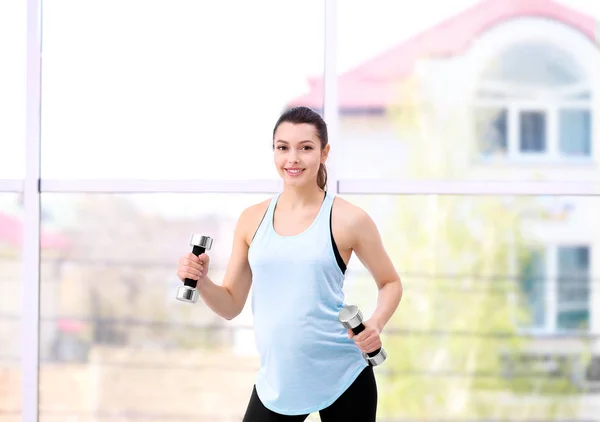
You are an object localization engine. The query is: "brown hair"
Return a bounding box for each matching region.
[272,106,329,190]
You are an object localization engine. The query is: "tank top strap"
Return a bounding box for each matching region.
[265,192,281,221]
[321,190,336,221]
[251,193,281,244]
[324,190,336,207]
[264,193,281,231]
[303,190,330,236]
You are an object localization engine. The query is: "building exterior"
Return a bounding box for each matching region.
[286,0,600,388]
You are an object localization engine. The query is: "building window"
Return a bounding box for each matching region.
[557,246,590,330]
[475,108,507,155]
[559,109,591,156]
[475,42,592,160]
[520,245,590,333]
[519,111,546,153]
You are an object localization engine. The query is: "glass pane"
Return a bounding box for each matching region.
[0,2,26,179]
[557,246,590,330]
[339,194,597,420]
[481,42,583,87]
[559,109,591,156]
[39,193,272,421]
[475,108,507,157]
[40,1,324,179]
[519,111,546,153]
[38,192,600,421]
[0,193,23,421]
[520,248,546,329]
[329,1,597,182]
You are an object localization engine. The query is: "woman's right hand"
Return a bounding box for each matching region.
[177,252,210,283]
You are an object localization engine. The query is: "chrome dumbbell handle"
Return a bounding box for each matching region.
[338,304,387,367]
[176,234,213,304]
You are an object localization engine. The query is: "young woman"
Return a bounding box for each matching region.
[176,106,403,421]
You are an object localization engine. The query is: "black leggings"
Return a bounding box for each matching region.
[241,366,377,422]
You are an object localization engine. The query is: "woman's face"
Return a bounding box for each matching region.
[273,122,327,188]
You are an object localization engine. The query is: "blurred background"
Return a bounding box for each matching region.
[1,0,600,420]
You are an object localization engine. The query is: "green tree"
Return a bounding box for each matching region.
[351,75,583,420]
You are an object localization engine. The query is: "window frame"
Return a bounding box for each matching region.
[475,94,592,162]
[4,4,599,420]
[517,243,592,335]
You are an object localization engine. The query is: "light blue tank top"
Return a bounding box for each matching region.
[247,191,367,415]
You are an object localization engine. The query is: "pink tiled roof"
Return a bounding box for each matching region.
[288,0,597,110]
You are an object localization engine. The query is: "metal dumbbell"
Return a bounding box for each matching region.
[176,234,214,304]
[338,304,387,367]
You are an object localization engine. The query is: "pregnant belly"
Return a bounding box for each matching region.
[254,316,348,361]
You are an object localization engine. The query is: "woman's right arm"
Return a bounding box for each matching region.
[177,204,264,320]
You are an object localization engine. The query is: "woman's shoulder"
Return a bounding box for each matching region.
[331,195,372,230]
[244,197,271,217]
[238,197,272,223]
[235,197,273,243]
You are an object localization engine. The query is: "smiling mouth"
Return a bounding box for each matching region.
[285,168,305,176]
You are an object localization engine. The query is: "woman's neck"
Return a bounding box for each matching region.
[279,184,324,210]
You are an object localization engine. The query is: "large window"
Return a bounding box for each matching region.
[475,42,592,160]
[341,195,597,334]
[39,0,324,180]
[341,194,599,420]
[30,192,599,421]
[13,1,600,421]
[38,193,270,420]
[327,13,598,182]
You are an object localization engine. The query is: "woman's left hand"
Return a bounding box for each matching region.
[347,319,382,354]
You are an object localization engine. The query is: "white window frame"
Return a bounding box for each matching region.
[464,17,599,166]
[518,244,591,335]
[0,3,597,421]
[474,100,593,163]
[475,74,592,163]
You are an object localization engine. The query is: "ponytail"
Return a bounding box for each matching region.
[317,163,328,191]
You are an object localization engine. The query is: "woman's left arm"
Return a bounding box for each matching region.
[351,209,403,335]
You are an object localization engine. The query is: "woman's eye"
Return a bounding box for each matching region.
[275,145,312,151]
